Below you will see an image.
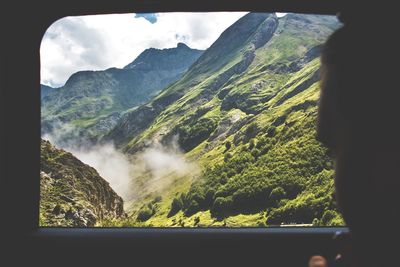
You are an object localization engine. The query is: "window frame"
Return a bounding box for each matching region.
[3,1,348,264]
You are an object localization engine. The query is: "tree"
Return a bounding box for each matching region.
[245,122,259,140]
[168,197,183,217]
[256,136,267,149]
[269,187,286,205]
[225,140,232,151]
[153,196,162,203]
[224,152,233,162]
[248,139,255,150]
[267,126,276,137]
[227,169,236,178]
[205,188,216,206]
[185,200,200,216]
[321,210,336,226]
[251,148,260,159]
[137,206,154,222]
[211,196,233,218]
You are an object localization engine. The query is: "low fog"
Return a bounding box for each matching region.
[130,139,199,198]
[42,124,198,201]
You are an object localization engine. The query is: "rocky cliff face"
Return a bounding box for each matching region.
[40,139,125,227]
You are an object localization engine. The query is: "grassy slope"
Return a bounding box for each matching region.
[113,13,274,151]
[123,61,341,227]
[103,14,343,227]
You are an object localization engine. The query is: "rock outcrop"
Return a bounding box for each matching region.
[40,139,125,227]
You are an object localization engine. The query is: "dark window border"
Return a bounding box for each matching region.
[3,1,356,265]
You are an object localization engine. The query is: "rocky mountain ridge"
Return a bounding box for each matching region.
[41,43,204,144]
[40,139,125,226]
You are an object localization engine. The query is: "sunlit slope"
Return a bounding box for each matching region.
[104,12,278,149]
[103,13,342,227]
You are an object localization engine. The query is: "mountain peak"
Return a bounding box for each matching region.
[177,42,189,49]
[123,44,203,70]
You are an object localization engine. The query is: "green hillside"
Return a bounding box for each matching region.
[40,84,56,100]
[41,44,203,144]
[100,13,343,227]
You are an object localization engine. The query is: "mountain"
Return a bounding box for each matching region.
[40,139,125,226]
[104,12,278,148]
[124,42,202,71]
[41,43,203,144]
[102,13,343,227]
[40,84,56,100]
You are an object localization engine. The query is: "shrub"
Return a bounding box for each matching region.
[178,117,217,151]
[244,122,259,140]
[248,139,255,150]
[185,200,200,216]
[168,197,183,217]
[180,193,188,209]
[224,152,233,162]
[269,187,286,205]
[227,169,236,178]
[321,210,337,226]
[137,206,154,222]
[153,196,162,203]
[267,126,276,137]
[225,140,232,151]
[256,136,267,149]
[211,196,233,218]
[204,188,216,206]
[251,148,260,159]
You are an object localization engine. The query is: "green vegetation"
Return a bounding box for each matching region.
[40,140,125,227]
[107,13,343,227]
[41,13,343,227]
[181,108,335,223]
[176,117,218,151]
[41,44,204,141]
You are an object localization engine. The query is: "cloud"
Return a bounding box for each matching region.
[40,12,247,87]
[130,138,199,198]
[68,143,134,200]
[43,123,198,201]
[42,122,132,198]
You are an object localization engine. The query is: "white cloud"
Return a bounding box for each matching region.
[43,126,198,201]
[40,12,247,87]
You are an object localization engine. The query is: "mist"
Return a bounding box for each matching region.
[130,138,199,198]
[42,131,133,199]
[42,124,198,201]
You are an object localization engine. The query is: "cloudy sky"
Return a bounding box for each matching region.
[40,12,250,87]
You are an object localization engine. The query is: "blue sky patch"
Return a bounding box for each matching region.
[134,13,157,24]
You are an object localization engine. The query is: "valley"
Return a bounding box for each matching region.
[40,12,344,227]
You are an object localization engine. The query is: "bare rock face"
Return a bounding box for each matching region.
[40,139,125,227]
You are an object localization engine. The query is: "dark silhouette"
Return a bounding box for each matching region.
[312,12,400,267]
